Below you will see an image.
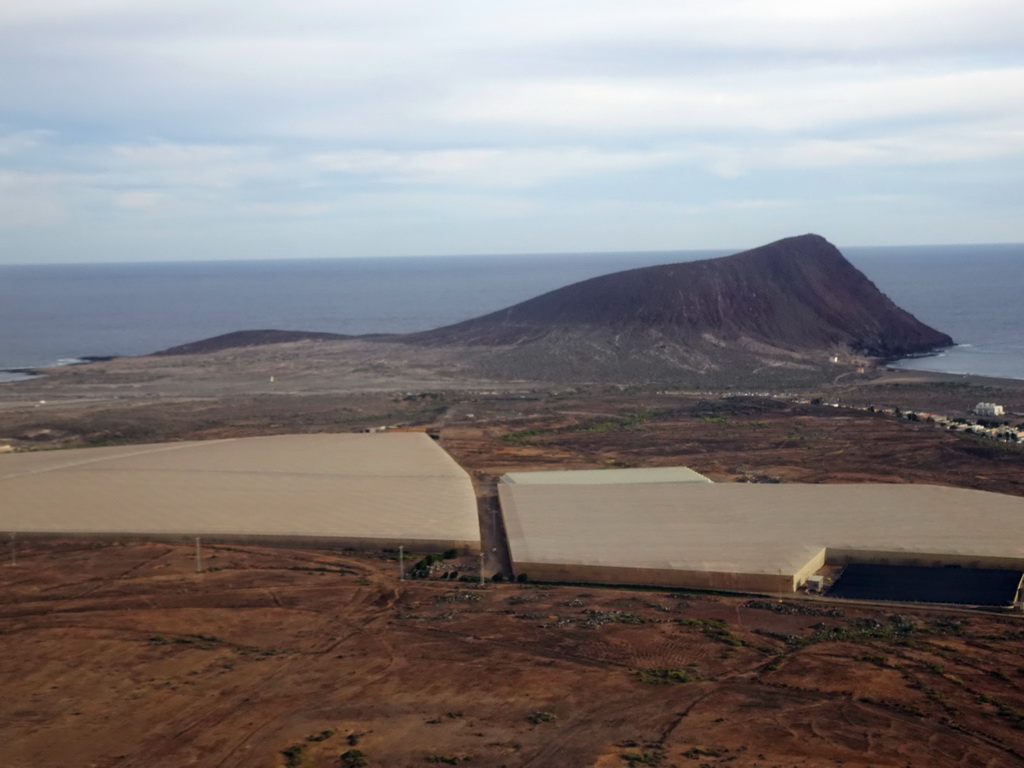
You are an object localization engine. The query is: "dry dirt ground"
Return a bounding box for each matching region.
[437,391,1024,498]
[4,357,1024,767]
[5,540,1024,768]
[3,369,1024,497]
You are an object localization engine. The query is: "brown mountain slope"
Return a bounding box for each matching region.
[407,234,952,358]
[155,329,350,356]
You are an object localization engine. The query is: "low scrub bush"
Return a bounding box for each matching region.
[636,668,694,685]
[340,749,369,767]
[526,711,556,724]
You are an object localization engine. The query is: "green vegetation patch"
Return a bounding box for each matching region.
[526,711,557,724]
[636,667,695,685]
[754,614,918,649]
[280,744,306,767]
[979,694,1024,729]
[622,751,663,766]
[677,617,744,647]
[856,654,889,667]
[340,749,369,767]
[500,429,545,444]
[501,408,658,444]
[682,746,725,759]
[745,599,843,618]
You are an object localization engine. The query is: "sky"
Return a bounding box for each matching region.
[1,0,1022,264]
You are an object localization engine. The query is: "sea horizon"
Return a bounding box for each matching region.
[2,237,1022,269]
[2,242,1022,383]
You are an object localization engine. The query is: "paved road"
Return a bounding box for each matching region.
[477,481,514,579]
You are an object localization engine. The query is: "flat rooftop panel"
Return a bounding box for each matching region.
[0,434,480,547]
[829,564,1024,606]
[502,467,711,485]
[500,482,1024,590]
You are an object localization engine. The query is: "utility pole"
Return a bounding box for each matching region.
[195,537,202,573]
[399,545,404,581]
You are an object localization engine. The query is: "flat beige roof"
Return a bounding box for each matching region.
[501,467,711,485]
[0,434,479,548]
[500,483,1024,591]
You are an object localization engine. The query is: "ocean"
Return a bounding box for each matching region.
[1,243,1021,383]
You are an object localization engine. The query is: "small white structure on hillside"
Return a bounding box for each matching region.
[975,402,1005,417]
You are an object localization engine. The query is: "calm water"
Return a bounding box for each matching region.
[845,244,1024,381]
[0,243,1021,382]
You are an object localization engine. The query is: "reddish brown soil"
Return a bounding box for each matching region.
[4,387,1022,497]
[439,393,1024,498]
[4,541,1024,768]
[4,370,1024,767]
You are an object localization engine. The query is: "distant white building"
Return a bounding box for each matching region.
[975,402,1005,417]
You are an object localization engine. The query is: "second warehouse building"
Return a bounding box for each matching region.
[499,470,1024,596]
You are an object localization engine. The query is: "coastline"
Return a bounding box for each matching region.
[0,356,117,383]
[872,366,1024,390]
[886,342,1024,383]
[5,344,1024,392]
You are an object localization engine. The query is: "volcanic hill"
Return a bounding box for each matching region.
[397,234,951,385]
[409,234,948,354]
[154,329,350,356]
[156,234,951,387]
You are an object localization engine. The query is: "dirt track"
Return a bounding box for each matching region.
[5,540,1024,768]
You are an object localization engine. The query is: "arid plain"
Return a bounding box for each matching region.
[8,541,1024,768]
[4,345,1024,767]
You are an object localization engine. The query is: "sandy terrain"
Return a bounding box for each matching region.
[4,540,1024,768]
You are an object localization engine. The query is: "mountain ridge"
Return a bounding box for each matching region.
[405,234,951,358]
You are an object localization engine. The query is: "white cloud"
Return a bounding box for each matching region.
[1,1,1023,255]
[233,201,336,217]
[339,190,536,220]
[111,142,281,188]
[699,120,1024,177]
[442,0,1024,53]
[113,190,170,211]
[446,68,1024,137]
[0,171,68,229]
[309,112,1024,188]
[311,147,680,187]
[0,0,148,24]
[0,130,50,156]
[4,1,1022,141]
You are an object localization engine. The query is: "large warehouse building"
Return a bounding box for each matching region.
[501,467,712,485]
[0,433,480,551]
[498,474,1024,595]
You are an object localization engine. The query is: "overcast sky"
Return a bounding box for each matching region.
[1,0,1022,264]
